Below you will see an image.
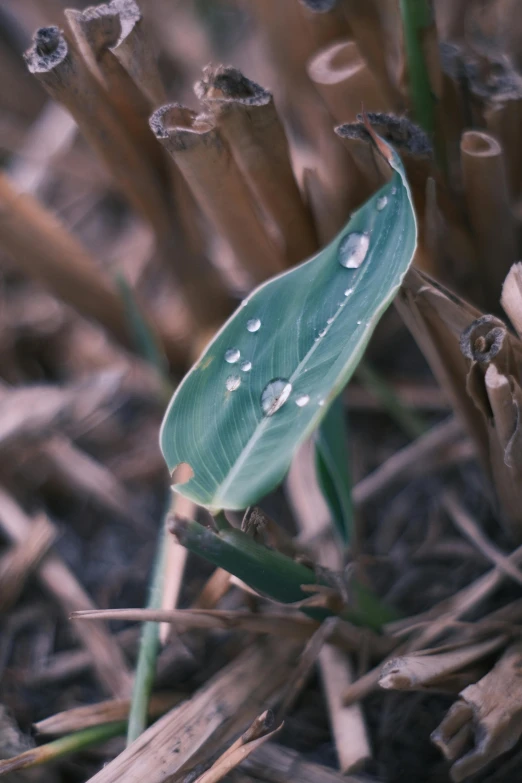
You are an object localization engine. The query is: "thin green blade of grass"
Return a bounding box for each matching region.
[314,397,353,547]
[355,361,427,439]
[0,722,127,777]
[160,130,417,510]
[126,495,171,745]
[399,0,436,137]
[115,273,172,395]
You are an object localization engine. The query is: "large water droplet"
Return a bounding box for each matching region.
[338,231,370,269]
[246,318,261,333]
[226,375,241,391]
[261,378,292,416]
[240,360,252,372]
[225,348,240,364]
[295,394,310,407]
[376,195,388,211]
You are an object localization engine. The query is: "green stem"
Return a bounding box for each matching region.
[356,361,427,439]
[0,722,127,776]
[126,496,171,745]
[399,0,436,137]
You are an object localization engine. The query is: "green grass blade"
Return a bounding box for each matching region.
[126,496,170,745]
[314,397,353,546]
[356,361,427,439]
[115,273,169,381]
[160,134,417,510]
[0,722,127,776]
[399,0,436,136]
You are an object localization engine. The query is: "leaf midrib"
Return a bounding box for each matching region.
[213,175,405,508]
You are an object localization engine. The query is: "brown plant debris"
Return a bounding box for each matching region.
[432,642,522,781]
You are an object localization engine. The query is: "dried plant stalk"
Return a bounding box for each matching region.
[24,27,167,232]
[338,0,405,111]
[34,693,183,735]
[460,130,517,310]
[0,172,185,368]
[461,314,522,540]
[308,40,391,124]
[484,98,522,206]
[501,263,522,339]
[432,641,522,781]
[195,65,317,266]
[72,607,390,657]
[150,104,284,281]
[379,635,506,692]
[83,639,299,783]
[320,643,371,772]
[25,26,230,327]
[65,2,167,179]
[396,269,489,469]
[194,711,281,783]
[286,443,372,770]
[241,741,367,783]
[0,514,55,612]
[0,488,131,698]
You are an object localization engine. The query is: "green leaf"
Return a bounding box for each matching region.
[171,516,396,629]
[314,397,353,546]
[160,135,417,510]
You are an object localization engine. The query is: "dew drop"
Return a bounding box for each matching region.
[226,375,241,391]
[318,398,325,406]
[246,318,261,333]
[344,287,354,296]
[318,328,327,337]
[338,232,370,269]
[225,348,240,364]
[376,195,388,211]
[295,394,310,407]
[240,360,252,372]
[391,186,397,195]
[326,317,334,324]
[357,320,362,325]
[261,378,292,416]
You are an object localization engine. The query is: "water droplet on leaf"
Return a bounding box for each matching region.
[295,394,310,407]
[326,317,334,324]
[246,318,261,333]
[261,378,292,416]
[338,232,370,269]
[225,348,240,364]
[240,360,252,372]
[226,375,241,391]
[376,195,388,211]
[391,186,397,195]
[344,288,353,296]
[357,320,362,325]
[318,328,327,337]
[318,398,325,406]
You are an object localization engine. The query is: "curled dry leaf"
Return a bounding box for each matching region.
[432,641,522,781]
